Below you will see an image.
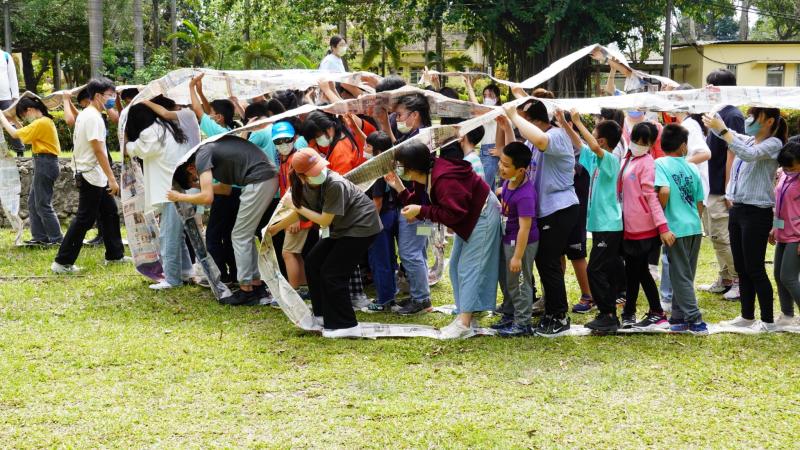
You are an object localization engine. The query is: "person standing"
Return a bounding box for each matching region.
[319,35,347,73]
[0,50,23,156]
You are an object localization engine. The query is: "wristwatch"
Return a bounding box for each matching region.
[719,128,729,136]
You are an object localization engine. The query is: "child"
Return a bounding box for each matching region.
[570,111,625,332]
[364,131,400,312]
[619,122,673,330]
[656,124,708,335]
[770,142,800,327]
[495,142,538,337]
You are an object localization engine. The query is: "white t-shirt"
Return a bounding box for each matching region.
[176,108,201,149]
[72,106,108,187]
[479,120,497,155]
[683,116,711,204]
[126,122,193,209]
[319,53,345,73]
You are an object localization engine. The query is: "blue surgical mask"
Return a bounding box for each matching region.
[745,116,762,136]
[627,110,644,119]
[307,168,328,185]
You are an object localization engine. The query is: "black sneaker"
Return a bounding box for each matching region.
[632,311,669,330]
[620,313,636,329]
[490,314,514,330]
[366,301,394,313]
[585,312,620,333]
[396,298,432,315]
[220,289,259,306]
[23,238,47,246]
[253,284,271,301]
[535,314,571,338]
[84,235,104,246]
[533,314,552,334]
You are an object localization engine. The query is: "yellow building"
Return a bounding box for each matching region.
[396,32,486,83]
[671,41,800,88]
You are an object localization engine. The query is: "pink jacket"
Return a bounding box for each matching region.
[618,153,669,240]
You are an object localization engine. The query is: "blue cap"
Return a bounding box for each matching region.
[272,121,295,141]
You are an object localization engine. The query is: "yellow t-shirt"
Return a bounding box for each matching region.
[16,117,61,156]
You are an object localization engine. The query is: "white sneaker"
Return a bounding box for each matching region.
[105,256,133,265]
[51,261,81,274]
[775,314,800,327]
[149,280,179,290]
[351,295,373,310]
[723,283,740,300]
[698,278,732,294]
[720,316,755,328]
[322,324,362,338]
[649,264,660,282]
[760,321,778,333]
[439,319,475,339]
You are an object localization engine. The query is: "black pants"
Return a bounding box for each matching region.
[305,234,377,330]
[206,188,241,281]
[622,236,663,316]
[55,179,124,265]
[535,204,579,316]
[729,204,774,322]
[588,231,624,314]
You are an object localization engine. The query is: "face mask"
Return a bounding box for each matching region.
[483,97,497,106]
[395,166,411,181]
[306,168,328,185]
[336,46,348,56]
[629,142,650,157]
[316,133,331,148]
[276,143,293,156]
[627,110,644,119]
[104,98,116,110]
[397,120,412,134]
[745,116,762,136]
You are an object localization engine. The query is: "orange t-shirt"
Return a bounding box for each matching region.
[311,136,365,175]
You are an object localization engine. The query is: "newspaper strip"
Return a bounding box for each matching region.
[120,161,164,281]
[0,132,22,245]
[177,201,232,300]
[428,224,446,286]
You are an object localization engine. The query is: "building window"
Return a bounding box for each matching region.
[726,64,737,78]
[766,64,784,86]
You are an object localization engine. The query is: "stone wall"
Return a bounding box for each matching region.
[0,158,122,228]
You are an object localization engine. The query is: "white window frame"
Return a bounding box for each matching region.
[766,64,785,87]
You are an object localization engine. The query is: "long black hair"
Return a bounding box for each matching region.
[750,107,789,145]
[16,97,53,120]
[394,141,434,174]
[125,103,187,144]
[301,110,357,156]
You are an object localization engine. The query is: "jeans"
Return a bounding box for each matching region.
[28,154,62,242]
[231,180,277,284]
[55,179,124,265]
[479,143,498,190]
[729,204,773,322]
[207,188,241,281]
[397,213,430,302]
[502,242,538,325]
[622,237,663,317]
[667,235,703,324]
[158,203,193,286]
[0,99,25,155]
[587,231,624,314]
[660,246,672,303]
[306,235,377,330]
[368,209,399,304]
[535,204,579,316]
[774,242,800,316]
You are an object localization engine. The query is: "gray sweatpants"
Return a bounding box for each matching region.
[774,242,800,316]
[231,179,278,284]
[666,234,703,324]
[501,242,538,326]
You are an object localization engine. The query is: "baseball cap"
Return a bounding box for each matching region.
[291,148,329,176]
[272,121,295,142]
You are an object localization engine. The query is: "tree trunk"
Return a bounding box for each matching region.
[170,0,177,65]
[88,0,103,78]
[738,0,750,40]
[133,0,144,70]
[435,22,443,72]
[243,0,251,41]
[151,0,160,48]
[53,52,61,91]
[3,1,10,53]
[21,51,50,94]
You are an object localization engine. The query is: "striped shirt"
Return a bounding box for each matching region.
[725,132,781,208]
[464,152,486,180]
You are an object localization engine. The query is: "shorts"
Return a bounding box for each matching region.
[565,163,589,260]
[283,228,310,254]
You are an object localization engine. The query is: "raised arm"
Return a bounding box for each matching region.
[504,102,548,151]
[63,93,78,127]
[189,74,205,121]
[556,109,582,152]
[142,99,178,121]
[571,108,604,158]
[463,75,478,104]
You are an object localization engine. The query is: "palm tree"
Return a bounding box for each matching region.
[229,40,281,70]
[88,0,103,78]
[166,20,215,67]
[361,30,405,77]
[133,0,144,70]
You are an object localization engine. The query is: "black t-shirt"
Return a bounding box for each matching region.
[707,105,745,195]
[367,178,397,213]
[194,135,276,186]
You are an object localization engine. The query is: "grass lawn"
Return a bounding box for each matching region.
[1,228,798,448]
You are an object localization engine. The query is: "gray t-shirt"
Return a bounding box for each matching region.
[527,126,579,217]
[300,171,382,239]
[194,135,276,186]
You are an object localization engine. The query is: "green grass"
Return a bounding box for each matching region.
[1,228,798,448]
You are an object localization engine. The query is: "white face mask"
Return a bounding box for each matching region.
[483,97,497,106]
[397,120,412,134]
[316,133,332,148]
[276,142,293,156]
[629,142,650,157]
[336,46,348,56]
[306,168,328,185]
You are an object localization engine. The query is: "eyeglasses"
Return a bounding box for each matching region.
[274,138,293,145]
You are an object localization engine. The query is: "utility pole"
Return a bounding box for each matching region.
[663,0,673,78]
[3,0,11,53]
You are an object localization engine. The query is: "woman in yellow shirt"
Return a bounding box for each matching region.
[0,96,63,245]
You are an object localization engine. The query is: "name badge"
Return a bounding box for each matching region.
[416,225,433,236]
[774,218,785,230]
[321,227,330,239]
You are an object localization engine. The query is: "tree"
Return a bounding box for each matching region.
[133,0,144,69]
[166,19,215,67]
[752,0,800,40]
[88,0,103,78]
[169,0,177,64]
[229,39,281,69]
[361,29,405,76]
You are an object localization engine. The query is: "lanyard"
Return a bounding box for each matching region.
[617,154,633,200]
[501,177,525,216]
[731,159,744,197]
[776,175,797,219]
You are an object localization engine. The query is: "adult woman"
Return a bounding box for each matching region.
[319,35,347,73]
[387,142,501,339]
[267,149,382,338]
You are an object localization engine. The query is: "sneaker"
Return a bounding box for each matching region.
[323,324,363,339]
[698,278,732,294]
[535,315,571,338]
[253,284,271,302]
[669,321,689,333]
[396,298,432,315]
[722,283,740,301]
[366,301,394,313]
[297,286,311,300]
[46,238,63,246]
[531,297,545,315]
[585,313,620,333]
[219,289,259,306]
[105,256,133,265]
[688,321,709,335]
[51,261,80,274]
[149,280,179,290]
[620,313,636,329]
[497,323,533,337]
[439,319,474,339]
[616,295,626,308]
[720,316,755,328]
[632,312,669,330]
[23,238,47,246]
[351,295,373,310]
[759,321,778,333]
[775,314,800,327]
[490,314,514,330]
[571,295,595,314]
[84,235,104,246]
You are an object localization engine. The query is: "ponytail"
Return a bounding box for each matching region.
[752,107,788,145]
[16,97,53,121]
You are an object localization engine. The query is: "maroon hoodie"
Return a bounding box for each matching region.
[398,157,489,241]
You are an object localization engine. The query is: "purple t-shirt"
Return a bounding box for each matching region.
[501,178,539,245]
